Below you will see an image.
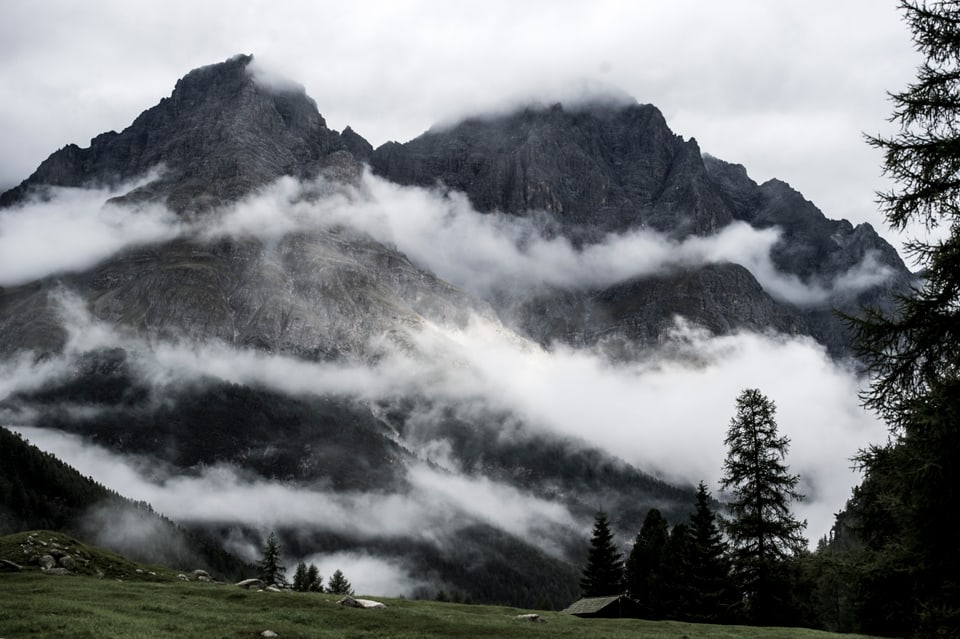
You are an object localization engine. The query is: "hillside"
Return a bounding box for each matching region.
[0,427,248,579]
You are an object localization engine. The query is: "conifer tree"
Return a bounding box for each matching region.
[327,568,354,595]
[663,522,693,619]
[623,508,669,616]
[686,481,734,622]
[306,563,323,592]
[257,531,287,586]
[846,2,960,633]
[579,511,623,597]
[721,389,806,624]
[293,561,308,591]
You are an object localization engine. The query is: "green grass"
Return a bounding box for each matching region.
[0,531,879,639]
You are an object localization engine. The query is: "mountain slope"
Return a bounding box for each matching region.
[0,426,247,577]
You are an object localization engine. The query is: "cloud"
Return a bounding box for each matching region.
[9,425,577,553]
[0,167,894,313]
[201,172,891,307]
[301,551,430,597]
[0,172,181,286]
[246,56,309,96]
[4,293,886,545]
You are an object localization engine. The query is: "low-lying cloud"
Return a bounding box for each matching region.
[10,426,578,548]
[3,295,885,545]
[1,168,891,308]
[207,172,892,307]
[0,169,896,552]
[0,175,180,287]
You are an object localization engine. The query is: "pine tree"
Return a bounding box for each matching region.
[623,508,669,616]
[721,389,806,624]
[663,522,693,619]
[257,531,287,586]
[685,481,734,622]
[327,568,354,595]
[306,563,323,592]
[293,561,308,592]
[845,2,960,634]
[579,511,623,597]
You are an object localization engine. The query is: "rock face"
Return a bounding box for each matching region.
[0,229,489,360]
[0,54,347,212]
[371,103,913,355]
[373,102,732,241]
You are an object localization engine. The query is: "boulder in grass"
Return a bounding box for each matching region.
[235,578,266,590]
[516,613,546,622]
[338,595,386,609]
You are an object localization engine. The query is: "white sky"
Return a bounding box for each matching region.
[0,0,921,257]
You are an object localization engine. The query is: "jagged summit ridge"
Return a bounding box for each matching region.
[0,55,353,211]
[372,101,733,241]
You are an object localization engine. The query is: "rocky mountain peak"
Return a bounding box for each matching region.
[372,100,735,242]
[0,55,355,212]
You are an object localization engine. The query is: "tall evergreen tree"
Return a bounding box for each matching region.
[721,388,806,624]
[685,481,734,622]
[623,508,669,616]
[306,563,323,592]
[327,568,354,595]
[257,531,287,586]
[293,561,309,591]
[579,511,623,597]
[846,1,960,634]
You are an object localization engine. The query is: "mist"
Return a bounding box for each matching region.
[0,169,895,559]
[0,173,180,286]
[4,291,885,545]
[0,168,886,308]
[207,171,892,307]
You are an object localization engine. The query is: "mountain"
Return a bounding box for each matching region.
[0,54,345,212]
[370,103,912,355]
[0,55,910,605]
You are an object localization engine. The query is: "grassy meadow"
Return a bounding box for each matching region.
[0,531,878,639]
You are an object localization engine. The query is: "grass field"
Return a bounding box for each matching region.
[0,532,878,639]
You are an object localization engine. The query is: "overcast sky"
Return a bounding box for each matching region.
[1,0,921,256]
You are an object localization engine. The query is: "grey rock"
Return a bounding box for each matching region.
[261,631,279,638]
[372,102,913,356]
[38,555,56,570]
[515,613,546,622]
[43,567,71,576]
[338,595,386,609]
[372,102,732,241]
[58,556,76,570]
[236,578,266,590]
[0,55,359,213]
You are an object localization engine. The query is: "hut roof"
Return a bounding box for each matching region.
[561,596,619,615]
[561,595,637,617]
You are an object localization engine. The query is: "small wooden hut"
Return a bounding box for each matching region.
[560,595,644,619]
